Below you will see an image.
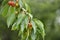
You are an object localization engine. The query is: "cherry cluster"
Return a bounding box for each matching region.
[8,0,19,7]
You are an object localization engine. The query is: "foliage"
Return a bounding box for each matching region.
[0,0,60,40]
[0,0,45,40]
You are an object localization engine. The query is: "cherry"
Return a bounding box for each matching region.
[28,23,32,29]
[8,1,15,7]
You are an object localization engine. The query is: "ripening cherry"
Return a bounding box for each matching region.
[28,23,32,30]
[8,1,15,7]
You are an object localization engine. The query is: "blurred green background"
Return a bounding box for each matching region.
[0,0,60,40]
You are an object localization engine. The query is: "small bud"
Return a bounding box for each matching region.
[15,3,19,7]
[15,11,18,15]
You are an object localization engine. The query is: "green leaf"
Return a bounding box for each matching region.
[21,20,25,33]
[34,19,45,39]
[1,0,8,6]
[18,29,29,40]
[1,4,9,17]
[7,6,16,28]
[25,3,31,13]
[16,13,26,26]
[31,33,36,40]
[7,6,16,17]
[18,30,21,36]
[31,20,37,34]
[24,16,29,29]
[20,16,29,33]
[26,29,30,40]
[11,22,19,30]
[7,13,16,28]
[24,29,29,40]
[19,0,23,8]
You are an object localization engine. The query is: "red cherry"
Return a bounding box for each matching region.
[8,1,15,7]
[12,1,15,7]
